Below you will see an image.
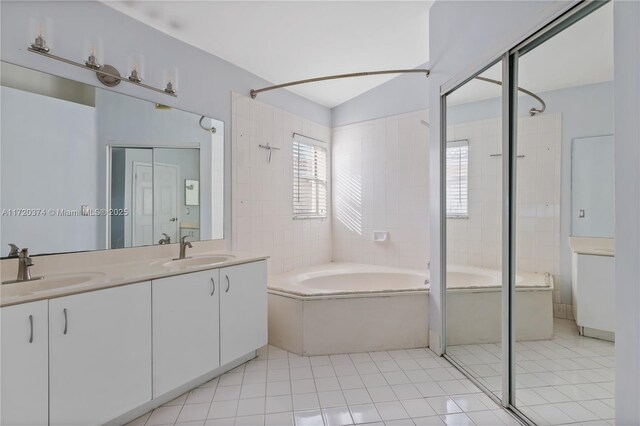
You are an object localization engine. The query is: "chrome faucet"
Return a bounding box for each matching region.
[1,248,44,285]
[175,236,192,260]
[158,233,172,245]
[17,248,34,281]
[8,243,20,258]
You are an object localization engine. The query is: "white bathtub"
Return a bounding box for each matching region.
[268,263,429,356]
[446,264,551,289]
[268,263,553,355]
[444,265,554,345]
[270,263,429,296]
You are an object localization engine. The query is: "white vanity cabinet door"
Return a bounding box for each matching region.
[49,282,152,426]
[575,254,615,333]
[152,269,220,397]
[1,300,48,426]
[220,261,267,365]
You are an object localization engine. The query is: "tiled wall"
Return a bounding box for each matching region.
[446,117,502,270]
[331,110,430,269]
[446,113,565,315]
[233,98,566,315]
[231,93,332,274]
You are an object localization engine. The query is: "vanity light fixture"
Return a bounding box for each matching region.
[84,52,100,69]
[163,69,178,95]
[30,34,50,53]
[27,32,177,97]
[127,54,144,83]
[128,68,142,83]
[83,40,102,69]
[164,81,176,95]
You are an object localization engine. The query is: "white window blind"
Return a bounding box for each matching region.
[446,140,469,218]
[293,134,327,218]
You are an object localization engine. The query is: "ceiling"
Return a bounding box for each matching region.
[448,1,613,106]
[103,1,432,108]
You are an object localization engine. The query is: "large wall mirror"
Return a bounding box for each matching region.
[1,62,224,257]
[571,135,614,238]
[443,59,505,402]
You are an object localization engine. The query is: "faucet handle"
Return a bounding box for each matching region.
[8,243,20,257]
[19,248,33,266]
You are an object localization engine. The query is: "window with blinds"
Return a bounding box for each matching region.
[293,134,327,218]
[446,140,469,218]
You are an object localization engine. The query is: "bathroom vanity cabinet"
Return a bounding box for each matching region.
[49,282,152,425]
[572,252,615,339]
[1,300,49,426]
[153,269,221,396]
[220,261,268,364]
[0,259,267,426]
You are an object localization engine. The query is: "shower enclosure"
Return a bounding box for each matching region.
[440,2,614,424]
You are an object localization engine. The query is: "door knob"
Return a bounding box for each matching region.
[170,217,177,222]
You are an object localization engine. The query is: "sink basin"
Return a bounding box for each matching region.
[1,272,106,296]
[161,255,234,268]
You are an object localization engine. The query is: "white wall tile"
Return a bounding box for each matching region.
[446,113,562,276]
[332,110,430,270]
[231,93,332,273]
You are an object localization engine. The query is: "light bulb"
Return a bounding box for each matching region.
[28,17,52,53]
[127,54,145,83]
[83,38,103,69]
[163,68,179,94]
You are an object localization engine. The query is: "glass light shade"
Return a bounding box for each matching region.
[163,68,179,94]
[28,17,53,52]
[83,38,104,68]
[127,54,145,82]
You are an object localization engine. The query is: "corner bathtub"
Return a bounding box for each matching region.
[268,263,553,356]
[268,264,429,356]
[445,265,554,345]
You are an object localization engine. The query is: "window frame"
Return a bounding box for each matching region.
[292,133,328,220]
[445,139,469,219]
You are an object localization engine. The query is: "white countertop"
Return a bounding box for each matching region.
[0,252,268,307]
[569,236,615,257]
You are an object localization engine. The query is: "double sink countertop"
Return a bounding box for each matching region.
[0,251,268,308]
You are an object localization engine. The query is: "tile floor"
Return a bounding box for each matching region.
[127,345,520,426]
[448,319,615,425]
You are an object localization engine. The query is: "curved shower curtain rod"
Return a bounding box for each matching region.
[474,76,546,116]
[249,69,546,116]
[250,68,430,99]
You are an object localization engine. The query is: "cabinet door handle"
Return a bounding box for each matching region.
[63,308,68,335]
[28,314,33,343]
[225,275,230,293]
[210,277,215,296]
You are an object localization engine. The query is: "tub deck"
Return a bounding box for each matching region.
[268,262,553,355]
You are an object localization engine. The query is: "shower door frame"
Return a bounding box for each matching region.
[438,1,611,424]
